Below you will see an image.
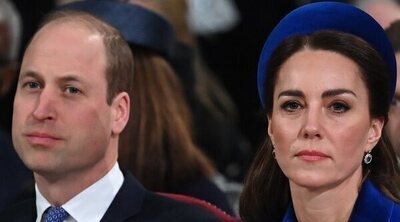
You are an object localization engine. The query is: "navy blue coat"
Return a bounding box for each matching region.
[282,179,400,221]
[0,172,220,222]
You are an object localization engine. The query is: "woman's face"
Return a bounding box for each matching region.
[268,49,383,190]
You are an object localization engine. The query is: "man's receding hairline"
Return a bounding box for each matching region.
[42,14,103,37]
[40,11,121,41]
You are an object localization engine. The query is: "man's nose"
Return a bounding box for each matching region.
[32,88,57,121]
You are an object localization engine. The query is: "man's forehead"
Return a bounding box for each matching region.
[36,20,92,39]
[26,20,104,58]
[21,19,108,83]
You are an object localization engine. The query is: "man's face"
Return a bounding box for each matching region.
[12,21,117,179]
[387,52,400,157]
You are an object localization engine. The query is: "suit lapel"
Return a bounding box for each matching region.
[100,171,146,222]
[5,198,37,222]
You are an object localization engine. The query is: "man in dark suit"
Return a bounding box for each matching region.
[0,10,219,222]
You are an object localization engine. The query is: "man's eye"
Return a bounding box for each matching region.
[65,86,81,94]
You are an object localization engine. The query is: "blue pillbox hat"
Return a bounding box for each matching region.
[257,2,397,108]
[59,0,175,58]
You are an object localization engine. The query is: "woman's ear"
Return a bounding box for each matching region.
[267,115,275,146]
[111,92,130,135]
[365,117,384,152]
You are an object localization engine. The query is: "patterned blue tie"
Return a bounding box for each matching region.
[43,206,69,222]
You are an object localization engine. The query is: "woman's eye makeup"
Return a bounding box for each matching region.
[281,101,303,112]
[328,101,350,113]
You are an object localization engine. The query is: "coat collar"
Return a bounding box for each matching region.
[100,171,146,222]
[282,180,398,222]
[350,179,396,221]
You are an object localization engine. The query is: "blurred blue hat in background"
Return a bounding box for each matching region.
[59,0,175,58]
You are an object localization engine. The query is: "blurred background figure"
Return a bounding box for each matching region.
[0,0,33,213]
[354,0,400,159]
[385,20,400,160]
[355,0,400,29]
[125,0,253,213]
[131,0,253,183]
[0,0,22,131]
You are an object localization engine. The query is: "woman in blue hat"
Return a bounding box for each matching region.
[240,2,400,222]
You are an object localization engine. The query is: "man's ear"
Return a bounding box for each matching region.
[111,92,130,135]
[365,117,384,152]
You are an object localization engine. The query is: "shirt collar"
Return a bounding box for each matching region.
[36,162,124,222]
[36,186,51,222]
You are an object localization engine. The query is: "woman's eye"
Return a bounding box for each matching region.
[281,101,302,112]
[329,102,349,113]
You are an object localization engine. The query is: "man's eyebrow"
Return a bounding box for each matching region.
[19,72,89,87]
[57,75,82,83]
[18,71,44,84]
[56,75,91,90]
[321,89,357,98]
[20,71,42,80]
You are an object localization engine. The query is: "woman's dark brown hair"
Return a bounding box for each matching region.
[118,46,214,191]
[239,31,400,222]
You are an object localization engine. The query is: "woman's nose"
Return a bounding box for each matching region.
[300,107,322,139]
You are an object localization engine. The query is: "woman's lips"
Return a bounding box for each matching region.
[295,150,330,161]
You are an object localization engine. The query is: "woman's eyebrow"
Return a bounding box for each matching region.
[321,89,357,98]
[278,90,304,98]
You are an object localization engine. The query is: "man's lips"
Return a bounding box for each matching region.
[295,150,330,161]
[25,132,62,146]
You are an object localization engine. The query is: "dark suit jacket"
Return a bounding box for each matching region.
[282,179,400,222]
[0,171,220,222]
[0,130,34,213]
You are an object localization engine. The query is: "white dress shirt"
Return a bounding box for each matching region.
[36,162,124,222]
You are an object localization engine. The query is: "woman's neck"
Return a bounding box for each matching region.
[290,171,362,222]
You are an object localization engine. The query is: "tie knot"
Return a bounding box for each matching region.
[43,206,69,222]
